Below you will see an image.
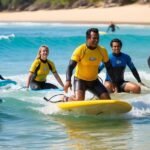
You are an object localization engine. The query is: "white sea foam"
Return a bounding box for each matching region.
[0,34,15,40]
[1,73,150,118]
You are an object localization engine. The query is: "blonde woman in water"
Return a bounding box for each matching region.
[26,45,64,90]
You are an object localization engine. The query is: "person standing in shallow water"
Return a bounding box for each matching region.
[107,22,119,32]
[64,28,116,101]
[26,45,64,90]
[99,38,145,94]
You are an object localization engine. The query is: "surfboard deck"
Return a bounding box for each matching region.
[99,31,107,35]
[57,100,132,115]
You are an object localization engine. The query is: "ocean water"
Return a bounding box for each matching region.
[0,23,150,150]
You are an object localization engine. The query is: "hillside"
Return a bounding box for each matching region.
[0,0,148,11]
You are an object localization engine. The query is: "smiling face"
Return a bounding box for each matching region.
[87,31,99,49]
[40,46,49,60]
[111,41,121,54]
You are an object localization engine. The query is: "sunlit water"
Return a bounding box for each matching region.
[0,23,150,150]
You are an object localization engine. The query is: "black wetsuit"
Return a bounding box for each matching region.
[148,56,150,68]
[107,24,116,32]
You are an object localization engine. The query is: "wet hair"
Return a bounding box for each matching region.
[86,28,99,39]
[36,45,49,59]
[110,38,122,48]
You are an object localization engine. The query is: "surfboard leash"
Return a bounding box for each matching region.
[43,94,65,103]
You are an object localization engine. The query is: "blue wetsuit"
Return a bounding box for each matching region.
[99,52,141,92]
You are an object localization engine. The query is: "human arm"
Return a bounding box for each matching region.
[101,48,116,83]
[98,63,105,73]
[26,72,33,89]
[104,60,118,92]
[64,60,77,93]
[53,72,64,88]
[127,56,144,85]
[101,48,118,92]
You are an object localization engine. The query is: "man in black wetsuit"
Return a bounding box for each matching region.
[107,22,119,32]
[99,38,145,93]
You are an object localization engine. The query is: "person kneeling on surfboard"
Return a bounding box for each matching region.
[64,28,116,101]
[99,38,145,93]
[26,45,64,90]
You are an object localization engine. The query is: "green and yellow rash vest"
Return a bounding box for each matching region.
[71,44,109,81]
[29,58,56,82]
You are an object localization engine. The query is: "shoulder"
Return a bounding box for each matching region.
[98,45,107,51]
[98,45,108,55]
[47,59,55,65]
[47,59,56,72]
[74,44,86,52]
[121,53,131,60]
[73,44,86,56]
[32,59,41,65]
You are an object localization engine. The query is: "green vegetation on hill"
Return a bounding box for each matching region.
[0,0,148,11]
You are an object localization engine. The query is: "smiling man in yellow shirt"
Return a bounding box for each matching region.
[64,28,115,101]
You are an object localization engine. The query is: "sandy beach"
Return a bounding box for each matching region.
[0,4,150,24]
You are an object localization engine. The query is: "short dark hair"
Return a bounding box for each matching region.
[86,28,99,39]
[110,38,122,48]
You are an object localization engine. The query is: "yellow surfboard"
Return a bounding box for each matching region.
[57,100,132,115]
[99,31,107,35]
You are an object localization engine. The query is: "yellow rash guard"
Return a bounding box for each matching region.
[29,59,56,82]
[71,44,109,81]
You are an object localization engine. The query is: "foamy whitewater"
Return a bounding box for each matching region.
[0,23,150,150]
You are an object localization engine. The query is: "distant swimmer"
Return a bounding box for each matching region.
[148,56,150,68]
[26,45,64,90]
[99,38,145,94]
[107,22,119,32]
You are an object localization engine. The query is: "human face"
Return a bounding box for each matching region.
[111,42,121,54]
[40,47,49,60]
[87,31,99,49]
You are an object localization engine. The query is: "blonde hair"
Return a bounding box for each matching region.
[36,45,49,59]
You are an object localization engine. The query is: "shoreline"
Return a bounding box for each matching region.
[1,21,150,26]
[1,21,150,25]
[0,4,150,25]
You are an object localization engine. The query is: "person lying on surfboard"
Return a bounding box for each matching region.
[99,38,145,93]
[26,45,64,90]
[64,28,116,101]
